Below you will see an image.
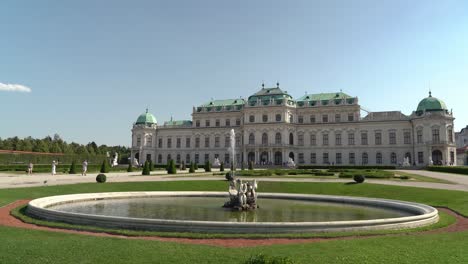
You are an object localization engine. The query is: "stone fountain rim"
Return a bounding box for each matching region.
[25,192,438,233]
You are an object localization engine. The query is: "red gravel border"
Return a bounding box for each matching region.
[1,200,467,248]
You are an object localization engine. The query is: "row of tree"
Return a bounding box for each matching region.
[0,134,129,161]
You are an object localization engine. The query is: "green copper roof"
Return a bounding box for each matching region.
[248,87,293,102]
[416,92,447,112]
[163,120,192,126]
[136,110,157,125]
[200,99,245,107]
[297,92,352,101]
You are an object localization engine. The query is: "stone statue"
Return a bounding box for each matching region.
[213,158,221,167]
[287,157,296,168]
[223,178,258,211]
[112,153,119,167]
[429,157,434,166]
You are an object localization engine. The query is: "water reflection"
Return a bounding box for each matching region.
[50,197,411,223]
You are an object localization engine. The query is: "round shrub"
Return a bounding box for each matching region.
[96,174,107,183]
[189,162,195,173]
[353,175,365,183]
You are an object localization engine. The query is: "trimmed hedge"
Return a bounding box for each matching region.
[339,170,394,179]
[427,166,468,175]
[96,174,106,183]
[354,175,365,183]
[298,165,396,170]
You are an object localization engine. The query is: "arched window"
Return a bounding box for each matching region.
[289,133,294,145]
[275,133,282,144]
[186,154,190,164]
[376,153,382,164]
[289,114,293,123]
[167,154,172,162]
[391,152,397,164]
[275,114,281,122]
[362,152,368,165]
[158,154,162,164]
[249,133,255,145]
[262,133,268,145]
[176,154,181,164]
[262,115,268,122]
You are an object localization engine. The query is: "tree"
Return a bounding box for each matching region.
[69,161,77,174]
[220,162,224,172]
[100,159,110,173]
[189,162,195,173]
[167,160,177,174]
[205,160,211,172]
[142,161,150,175]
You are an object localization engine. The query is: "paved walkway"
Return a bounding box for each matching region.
[0,169,467,191]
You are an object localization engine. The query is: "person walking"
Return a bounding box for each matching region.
[28,162,33,175]
[82,160,88,176]
[51,160,57,175]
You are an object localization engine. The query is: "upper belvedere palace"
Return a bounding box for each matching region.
[131,84,456,167]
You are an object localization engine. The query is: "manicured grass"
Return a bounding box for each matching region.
[1,181,468,263]
[394,171,454,184]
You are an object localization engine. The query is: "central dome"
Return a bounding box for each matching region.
[416,92,447,112]
[136,109,157,125]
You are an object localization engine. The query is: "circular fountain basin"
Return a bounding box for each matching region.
[26,192,438,233]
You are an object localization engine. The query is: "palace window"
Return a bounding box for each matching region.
[376,153,382,164]
[262,115,268,123]
[186,137,191,148]
[158,138,162,148]
[176,138,181,148]
[167,154,172,162]
[204,137,210,148]
[310,134,316,146]
[323,153,329,164]
[195,137,200,148]
[215,119,220,127]
[289,114,294,123]
[262,133,268,145]
[310,153,316,164]
[404,131,411,144]
[335,133,342,146]
[448,128,454,143]
[186,154,190,164]
[418,152,424,164]
[275,133,282,144]
[249,133,255,145]
[225,119,231,127]
[136,136,141,147]
[205,120,210,127]
[204,154,209,162]
[375,132,382,145]
[214,136,220,148]
[362,152,368,165]
[289,133,294,145]
[224,153,230,164]
[298,116,304,124]
[195,154,199,164]
[196,120,200,127]
[235,135,241,146]
[335,114,341,122]
[391,152,397,164]
[249,115,255,123]
[158,154,162,164]
[310,115,316,123]
[336,153,342,164]
[322,114,328,123]
[298,134,304,146]
[298,153,304,164]
[323,133,329,146]
[146,136,152,147]
[361,132,368,145]
[167,138,172,148]
[389,131,396,145]
[276,114,282,122]
[348,133,355,145]
[349,152,355,164]
[236,119,241,126]
[417,130,423,143]
[432,128,440,143]
[225,136,230,148]
[348,113,354,122]
[176,154,181,164]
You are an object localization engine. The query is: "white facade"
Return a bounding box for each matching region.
[131,86,457,167]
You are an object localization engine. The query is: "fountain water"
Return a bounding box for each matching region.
[223,129,258,210]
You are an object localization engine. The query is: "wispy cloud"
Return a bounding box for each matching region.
[0,82,32,93]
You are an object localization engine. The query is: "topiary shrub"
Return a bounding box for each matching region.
[243,254,296,264]
[167,159,177,174]
[194,163,199,170]
[248,161,254,170]
[142,161,150,175]
[149,160,154,171]
[353,175,365,183]
[205,161,211,172]
[181,161,186,170]
[220,162,224,172]
[189,162,195,173]
[127,163,133,172]
[100,159,110,173]
[96,174,107,183]
[69,161,77,174]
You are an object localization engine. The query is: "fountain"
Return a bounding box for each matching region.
[223,129,259,210]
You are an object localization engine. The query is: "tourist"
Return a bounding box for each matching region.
[28,162,33,175]
[82,160,88,176]
[51,160,57,175]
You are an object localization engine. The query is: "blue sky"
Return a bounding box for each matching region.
[1,0,467,146]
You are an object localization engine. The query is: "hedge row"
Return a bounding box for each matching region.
[338,170,394,179]
[427,166,468,175]
[298,165,396,170]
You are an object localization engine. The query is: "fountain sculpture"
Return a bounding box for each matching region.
[223,129,259,211]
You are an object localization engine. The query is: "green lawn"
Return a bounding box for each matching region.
[1,181,468,263]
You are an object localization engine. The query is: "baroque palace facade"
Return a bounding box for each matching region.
[131,84,457,167]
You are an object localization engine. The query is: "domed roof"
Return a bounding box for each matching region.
[416,92,447,112]
[136,109,157,125]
